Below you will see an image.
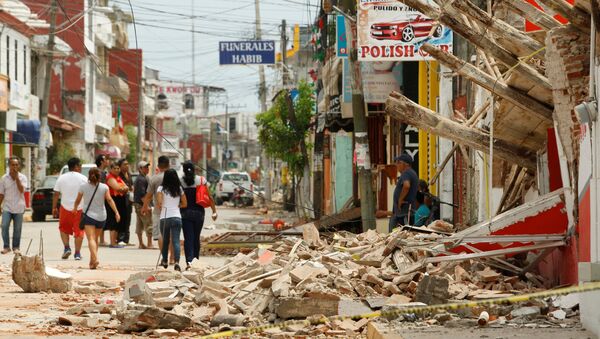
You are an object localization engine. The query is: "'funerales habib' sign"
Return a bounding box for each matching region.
[219,40,275,65]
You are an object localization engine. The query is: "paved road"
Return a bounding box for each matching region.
[0,206,267,275]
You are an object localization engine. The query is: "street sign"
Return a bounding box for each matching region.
[219,40,276,65]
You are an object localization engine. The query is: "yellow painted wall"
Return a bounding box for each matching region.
[418,61,439,194]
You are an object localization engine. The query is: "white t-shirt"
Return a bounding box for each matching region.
[157,185,183,219]
[54,171,88,211]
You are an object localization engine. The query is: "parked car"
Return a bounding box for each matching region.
[216,171,254,206]
[31,175,59,222]
[370,15,442,42]
[60,163,96,177]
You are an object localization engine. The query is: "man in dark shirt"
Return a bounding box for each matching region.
[133,161,153,249]
[390,153,418,231]
[117,158,133,245]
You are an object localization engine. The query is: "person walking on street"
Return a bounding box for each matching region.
[105,163,129,248]
[0,157,28,254]
[142,156,174,263]
[156,169,187,271]
[117,158,133,246]
[95,154,110,246]
[133,161,153,249]
[52,157,88,260]
[389,153,418,232]
[73,168,120,269]
[180,161,217,269]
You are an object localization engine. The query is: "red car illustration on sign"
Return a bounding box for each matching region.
[370,15,442,42]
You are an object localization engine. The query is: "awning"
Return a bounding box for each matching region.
[48,114,82,131]
[13,119,40,146]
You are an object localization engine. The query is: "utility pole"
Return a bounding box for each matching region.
[280,19,288,87]
[339,1,376,231]
[38,0,57,183]
[255,0,271,200]
[136,51,144,164]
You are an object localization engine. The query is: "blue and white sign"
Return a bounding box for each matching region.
[219,40,276,65]
[336,15,348,58]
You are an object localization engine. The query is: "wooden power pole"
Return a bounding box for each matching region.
[38,0,57,182]
[339,0,376,231]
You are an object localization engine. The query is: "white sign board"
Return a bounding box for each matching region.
[357,0,452,61]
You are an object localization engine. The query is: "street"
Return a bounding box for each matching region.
[0,206,269,337]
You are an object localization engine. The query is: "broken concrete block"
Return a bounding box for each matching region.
[275,294,340,319]
[271,273,291,297]
[210,314,245,327]
[12,254,72,293]
[302,223,322,248]
[362,273,385,287]
[550,309,566,320]
[338,299,372,317]
[477,268,501,282]
[58,315,88,326]
[415,275,449,305]
[333,276,354,294]
[118,306,191,333]
[510,306,541,318]
[289,263,328,283]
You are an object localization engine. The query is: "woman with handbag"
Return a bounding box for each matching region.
[180,162,217,270]
[156,169,187,271]
[73,168,120,269]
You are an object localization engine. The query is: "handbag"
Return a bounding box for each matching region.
[79,184,99,230]
[195,177,211,208]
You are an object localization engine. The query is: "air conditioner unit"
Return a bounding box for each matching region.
[0,111,17,131]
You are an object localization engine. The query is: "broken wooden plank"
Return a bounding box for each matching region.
[421,43,554,122]
[385,91,538,170]
[450,0,545,56]
[536,0,591,33]
[425,241,565,264]
[399,0,551,89]
[226,268,283,288]
[497,0,561,31]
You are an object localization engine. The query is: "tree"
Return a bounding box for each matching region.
[256,81,315,211]
[125,125,137,165]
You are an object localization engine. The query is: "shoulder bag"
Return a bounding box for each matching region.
[195,177,211,208]
[79,184,99,230]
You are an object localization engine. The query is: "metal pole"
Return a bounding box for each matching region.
[255,0,271,200]
[225,104,229,170]
[38,0,57,182]
[191,1,196,85]
[281,20,288,87]
[136,56,144,164]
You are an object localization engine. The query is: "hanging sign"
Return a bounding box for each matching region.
[219,41,275,65]
[357,0,453,61]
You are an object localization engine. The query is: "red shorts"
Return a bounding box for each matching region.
[59,206,84,238]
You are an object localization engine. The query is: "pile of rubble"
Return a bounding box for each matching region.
[58,225,580,336]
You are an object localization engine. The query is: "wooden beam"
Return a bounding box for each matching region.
[385,92,538,170]
[449,0,544,56]
[497,0,561,31]
[421,44,554,121]
[400,0,551,89]
[536,0,591,33]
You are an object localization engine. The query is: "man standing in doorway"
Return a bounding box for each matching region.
[53,157,88,260]
[389,153,418,232]
[142,156,173,263]
[134,161,153,249]
[0,157,28,254]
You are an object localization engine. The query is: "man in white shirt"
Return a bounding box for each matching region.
[0,157,28,254]
[52,157,88,260]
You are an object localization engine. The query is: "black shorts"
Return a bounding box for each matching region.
[82,214,106,229]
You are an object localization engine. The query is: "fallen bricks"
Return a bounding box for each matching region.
[12,254,72,293]
[58,225,582,335]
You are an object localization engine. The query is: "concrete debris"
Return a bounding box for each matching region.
[12,254,72,293]
[57,227,573,335]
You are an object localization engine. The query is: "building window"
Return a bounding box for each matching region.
[14,40,17,82]
[23,45,26,85]
[6,36,9,79]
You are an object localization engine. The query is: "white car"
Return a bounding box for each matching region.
[216,171,254,205]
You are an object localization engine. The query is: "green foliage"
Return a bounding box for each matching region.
[256,81,315,177]
[48,142,74,175]
[125,125,137,165]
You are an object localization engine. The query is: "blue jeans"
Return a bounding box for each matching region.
[1,211,23,250]
[182,209,205,264]
[159,217,182,263]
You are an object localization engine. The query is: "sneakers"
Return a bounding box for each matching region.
[174,264,181,272]
[161,260,168,269]
[62,248,72,259]
[1,248,10,254]
[109,244,124,248]
[118,241,126,246]
[12,249,20,255]
[74,252,82,261]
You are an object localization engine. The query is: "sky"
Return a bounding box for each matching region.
[110,0,320,114]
